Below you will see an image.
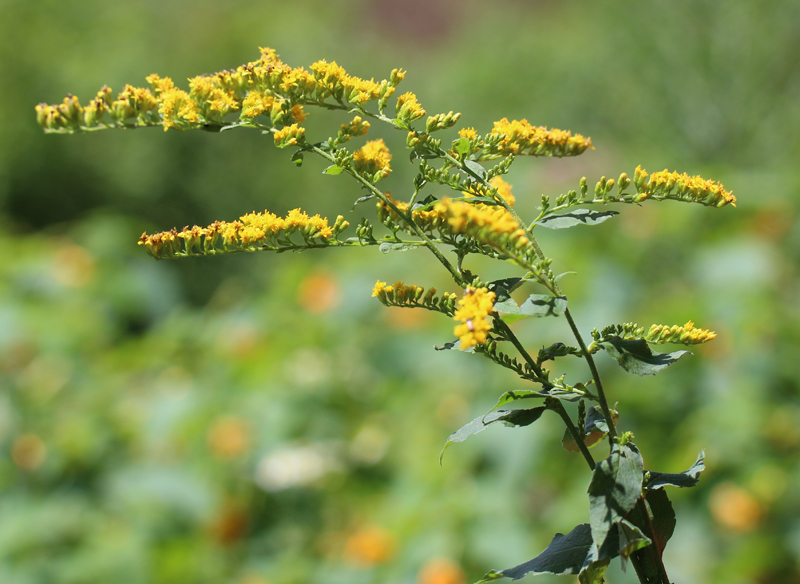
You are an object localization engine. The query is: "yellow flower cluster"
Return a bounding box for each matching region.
[633,166,736,208]
[474,176,516,207]
[434,198,530,251]
[36,47,403,134]
[375,194,448,234]
[453,287,496,349]
[353,139,392,182]
[371,281,458,314]
[645,321,717,345]
[138,208,344,259]
[395,92,426,123]
[484,118,593,157]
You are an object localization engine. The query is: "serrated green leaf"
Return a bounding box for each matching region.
[464,159,487,179]
[598,336,691,376]
[644,450,705,489]
[323,164,345,175]
[379,242,421,254]
[536,209,619,229]
[440,407,546,464]
[588,442,644,557]
[501,524,594,580]
[453,137,471,156]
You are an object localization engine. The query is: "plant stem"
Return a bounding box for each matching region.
[308,144,467,287]
[563,307,617,442]
[493,318,596,471]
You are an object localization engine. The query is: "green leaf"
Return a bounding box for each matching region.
[644,450,705,490]
[472,570,505,584]
[616,519,651,569]
[495,294,567,323]
[536,209,619,229]
[501,524,594,580]
[323,164,345,175]
[536,387,584,402]
[492,298,519,314]
[290,151,304,166]
[351,193,374,210]
[464,159,487,179]
[598,336,691,376]
[453,137,471,156]
[588,442,644,557]
[379,242,422,254]
[489,389,540,412]
[578,557,609,584]
[440,407,546,464]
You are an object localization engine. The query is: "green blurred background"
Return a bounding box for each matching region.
[2,1,799,582]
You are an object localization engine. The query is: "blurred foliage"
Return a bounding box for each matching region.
[3,0,800,582]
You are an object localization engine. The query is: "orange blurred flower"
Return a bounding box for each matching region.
[343,525,397,566]
[418,558,465,584]
[709,482,762,532]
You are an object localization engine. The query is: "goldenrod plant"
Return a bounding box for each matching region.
[38,47,735,584]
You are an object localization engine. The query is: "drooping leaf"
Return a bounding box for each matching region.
[616,519,651,571]
[379,242,422,254]
[536,209,619,229]
[598,336,691,376]
[290,150,304,166]
[464,159,487,179]
[439,407,546,464]
[588,442,644,557]
[501,524,594,580]
[323,164,345,175]
[644,450,705,490]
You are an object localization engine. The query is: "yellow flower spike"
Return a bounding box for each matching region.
[453,287,496,350]
[485,118,592,158]
[242,91,276,119]
[372,280,388,298]
[635,165,736,208]
[645,321,717,345]
[353,139,392,182]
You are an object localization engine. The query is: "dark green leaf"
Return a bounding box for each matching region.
[588,442,644,556]
[562,405,619,453]
[440,407,546,464]
[290,151,304,166]
[624,489,675,579]
[411,194,439,211]
[501,524,593,580]
[464,159,487,179]
[453,137,471,156]
[487,278,522,302]
[323,164,345,175]
[379,242,422,254]
[644,450,705,490]
[598,336,691,376]
[536,209,619,229]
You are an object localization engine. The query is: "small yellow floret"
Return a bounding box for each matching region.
[453,287,496,349]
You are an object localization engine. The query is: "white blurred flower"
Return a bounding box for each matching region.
[254,443,341,491]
